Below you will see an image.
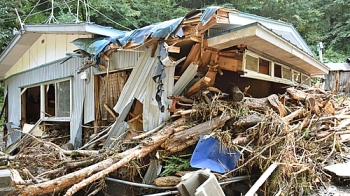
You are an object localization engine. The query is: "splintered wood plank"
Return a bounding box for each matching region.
[195,15,218,35]
[190,36,201,43]
[183,17,200,24]
[218,50,239,58]
[200,50,212,67]
[216,16,229,24]
[182,25,196,36]
[179,43,201,74]
[216,8,230,17]
[151,41,158,57]
[166,37,191,46]
[144,38,158,49]
[94,75,100,133]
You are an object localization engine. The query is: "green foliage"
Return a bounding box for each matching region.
[160,155,190,177]
[322,48,348,63]
[0,0,349,61]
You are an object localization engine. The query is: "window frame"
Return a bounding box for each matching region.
[42,78,72,121]
[243,50,310,86]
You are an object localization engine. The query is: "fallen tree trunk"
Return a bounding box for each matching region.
[19,155,118,196]
[18,117,186,196]
[244,94,285,116]
[282,108,305,123]
[227,83,244,102]
[64,117,186,196]
[233,113,262,127]
[164,114,231,153]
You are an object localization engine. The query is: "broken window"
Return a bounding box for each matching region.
[56,80,71,117]
[293,71,301,83]
[245,54,270,76]
[245,54,258,72]
[23,86,41,124]
[244,50,309,86]
[301,74,310,85]
[45,80,71,118]
[282,67,292,80]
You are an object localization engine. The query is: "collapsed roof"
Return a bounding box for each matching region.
[0,6,329,81]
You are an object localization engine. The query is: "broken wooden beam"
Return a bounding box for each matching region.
[164,114,231,153]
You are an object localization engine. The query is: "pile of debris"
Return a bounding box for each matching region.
[1,84,350,195]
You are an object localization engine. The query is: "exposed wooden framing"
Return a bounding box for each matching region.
[103,103,118,120]
[217,57,242,72]
[183,18,200,25]
[17,87,27,98]
[206,63,221,86]
[179,43,201,74]
[184,76,211,97]
[201,50,212,67]
[94,67,132,75]
[166,37,192,46]
[196,16,217,35]
[94,75,100,133]
[151,41,158,57]
[144,38,159,49]
[189,36,201,43]
[216,8,231,17]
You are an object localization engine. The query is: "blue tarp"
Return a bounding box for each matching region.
[199,6,220,25]
[150,17,183,39]
[71,37,113,56]
[71,6,220,56]
[71,17,184,55]
[118,24,156,46]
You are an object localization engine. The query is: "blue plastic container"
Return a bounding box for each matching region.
[190,135,241,173]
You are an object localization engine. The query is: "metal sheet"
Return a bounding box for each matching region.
[108,47,145,70]
[113,47,158,113]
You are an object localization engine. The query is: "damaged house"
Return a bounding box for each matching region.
[0,7,328,151]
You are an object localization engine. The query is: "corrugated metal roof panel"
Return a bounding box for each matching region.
[325,63,350,71]
[113,47,158,114]
[109,47,146,70]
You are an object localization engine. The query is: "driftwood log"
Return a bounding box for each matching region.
[18,117,186,196]
[164,114,231,153]
[227,83,244,102]
[244,94,286,116]
[153,176,182,186]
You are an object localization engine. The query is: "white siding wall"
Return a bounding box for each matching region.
[5,57,95,148]
[5,34,91,77]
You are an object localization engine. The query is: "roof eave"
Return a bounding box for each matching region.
[207,23,329,75]
[232,11,314,56]
[0,23,125,80]
[24,23,126,37]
